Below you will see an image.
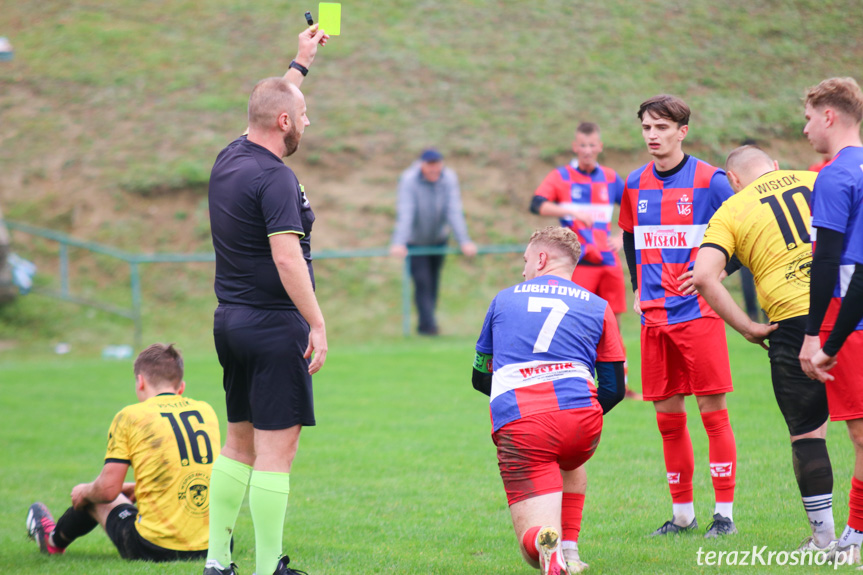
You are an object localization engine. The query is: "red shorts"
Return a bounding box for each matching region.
[492,407,602,506]
[822,330,863,421]
[641,317,733,402]
[572,264,627,314]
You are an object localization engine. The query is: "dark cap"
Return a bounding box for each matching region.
[419,148,443,163]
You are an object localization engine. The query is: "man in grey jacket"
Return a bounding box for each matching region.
[390,148,477,335]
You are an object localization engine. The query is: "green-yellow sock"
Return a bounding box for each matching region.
[206,455,252,567]
[249,470,291,575]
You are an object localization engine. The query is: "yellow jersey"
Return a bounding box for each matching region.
[701,170,816,322]
[105,393,220,551]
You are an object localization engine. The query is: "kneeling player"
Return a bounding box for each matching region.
[26,344,221,562]
[473,227,626,574]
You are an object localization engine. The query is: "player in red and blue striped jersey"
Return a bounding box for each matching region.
[797,77,863,565]
[618,95,739,538]
[473,227,625,574]
[531,123,628,323]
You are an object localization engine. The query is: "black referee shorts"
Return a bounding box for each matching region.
[105,504,206,562]
[214,305,316,430]
[767,316,829,436]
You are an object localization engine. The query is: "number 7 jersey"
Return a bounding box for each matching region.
[475,276,625,432]
[701,170,816,322]
[105,394,221,551]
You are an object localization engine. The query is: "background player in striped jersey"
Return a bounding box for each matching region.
[796,77,863,565]
[530,122,639,399]
[618,94,739,538]
[26,344,220,561]
[692,145,836,552]
[473,226,626,574]
[530,123,628,326]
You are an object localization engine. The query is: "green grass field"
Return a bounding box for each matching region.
[2,330,858,574]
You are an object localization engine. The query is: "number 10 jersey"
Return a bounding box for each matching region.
[701,170,816,322]
[105,394,221,551]
[475,276,625,432]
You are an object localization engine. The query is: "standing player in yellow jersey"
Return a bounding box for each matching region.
[692,146,836,551]
[26,344,221,561]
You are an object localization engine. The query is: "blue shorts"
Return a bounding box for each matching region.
[214,305,315,430]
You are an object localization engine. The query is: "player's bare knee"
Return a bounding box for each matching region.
[696,393,727,413]
[846,419,863,448]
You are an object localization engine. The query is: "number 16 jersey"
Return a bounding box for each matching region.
[475,276,625,432]
[701,170,816,322]
[105,394,221,551]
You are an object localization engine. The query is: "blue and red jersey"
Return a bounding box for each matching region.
[811,146,863,332]
[534,162,624,266]
[618,156,733,326]
[475,276,625,432]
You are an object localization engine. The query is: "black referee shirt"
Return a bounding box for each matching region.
[209,136,315,310]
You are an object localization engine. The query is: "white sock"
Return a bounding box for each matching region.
[561,540,578,550]
[672,502,695,526]
[715,502,733,521]
[838,525,863,548]
[802,494,835,546]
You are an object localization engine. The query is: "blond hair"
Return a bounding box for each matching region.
[805,77,863,124]
[528,226,582,267]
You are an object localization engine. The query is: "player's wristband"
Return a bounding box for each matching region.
[289,60,309,77]
[473,351,493,374]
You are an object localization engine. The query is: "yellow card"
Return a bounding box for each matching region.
[318,2,341,36]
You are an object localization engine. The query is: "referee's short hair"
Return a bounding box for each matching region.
[805,77,863,124]
[248,77,297,130]
[134,343,184,387]
[529,226,582,268]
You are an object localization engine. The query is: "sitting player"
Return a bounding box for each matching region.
[26,343,221,561]
[473,226,626,574]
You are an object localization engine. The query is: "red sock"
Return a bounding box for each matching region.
[701,408,737,503]
[848,477,863,531]
[656,412,694,504]
[562,492,585,542]
[521,526,541,562]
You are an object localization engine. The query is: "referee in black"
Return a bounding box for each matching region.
[202,24,329,575]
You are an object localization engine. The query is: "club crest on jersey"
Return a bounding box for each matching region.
[667,472,681,484]
[598,185,608,202]
[710,462,733,478]
[570,184,587,200]
[638,199,648,213]
[677,194,692,216]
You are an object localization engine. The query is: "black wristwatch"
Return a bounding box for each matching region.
[289,60,309,77]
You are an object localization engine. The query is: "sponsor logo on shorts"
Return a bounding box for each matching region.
[667,472,680,484]
[710,462,733,478]
[118,509,134,520]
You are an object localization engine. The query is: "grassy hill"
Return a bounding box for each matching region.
[0,0,859,351]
